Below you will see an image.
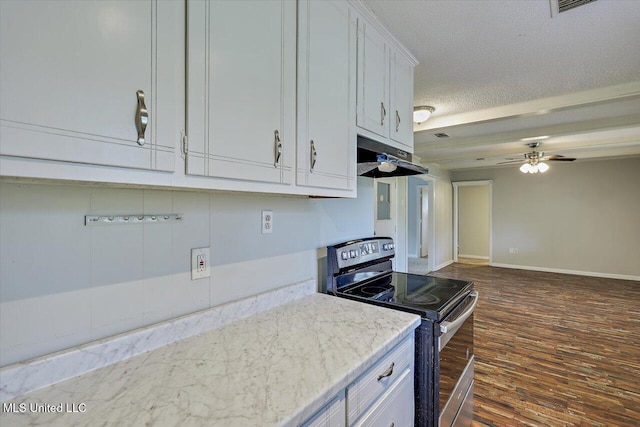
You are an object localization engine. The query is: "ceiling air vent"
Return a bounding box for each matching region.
[434,132,450,138]
[557,0,596,13]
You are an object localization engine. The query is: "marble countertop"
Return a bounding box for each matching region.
[1,292,420,426]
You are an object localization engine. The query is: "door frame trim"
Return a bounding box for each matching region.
[452,180,493,264]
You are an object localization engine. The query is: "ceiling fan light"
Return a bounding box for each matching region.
[538,162,549,173]
[413,106,435,124]
[519,163,531,173]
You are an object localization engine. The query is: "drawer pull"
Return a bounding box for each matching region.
[377,362,394,381]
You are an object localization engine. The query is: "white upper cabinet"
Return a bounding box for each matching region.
[390,51,415,147]
[356,17,389,140]
[355,6,417,153]
[1,0,414,197]
[186,0,296,186]
[297,0,357,193]
[0,0,181,173]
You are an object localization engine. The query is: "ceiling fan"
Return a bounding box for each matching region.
[498,142,577,173]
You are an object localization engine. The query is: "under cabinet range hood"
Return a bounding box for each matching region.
[357,136,428,178]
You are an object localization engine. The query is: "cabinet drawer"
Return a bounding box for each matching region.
[352,368,414,427]
[346,335,414,423]
[302,390,346,427]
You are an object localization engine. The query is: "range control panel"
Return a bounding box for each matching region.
[333,237,395,270]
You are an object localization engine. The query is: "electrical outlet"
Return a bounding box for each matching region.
[191,247,210,280]
[262,210,273,234]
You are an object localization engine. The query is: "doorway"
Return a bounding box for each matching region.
[452,180,492,265]
[407,175,435,274]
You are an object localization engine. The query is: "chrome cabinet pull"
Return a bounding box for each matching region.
[377,362,394,381]
[274,130,282,167]
[381,102,386,126]
[395,110,400,132]
[310,140,317,172]
[135,90,148,146]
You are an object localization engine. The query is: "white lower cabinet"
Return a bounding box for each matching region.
[347,335,415,426]
[300,334,415,427]
[302,391,346,427]
[352,369,414,427]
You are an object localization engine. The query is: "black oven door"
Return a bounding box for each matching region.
[438,291,477,427]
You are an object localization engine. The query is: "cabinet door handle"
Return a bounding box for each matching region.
[395,110,400,132]
[135,90,149,146]
[381,102,386,126]
[274,130,282,167]
[377,362,394,381]
[310,140,317,173]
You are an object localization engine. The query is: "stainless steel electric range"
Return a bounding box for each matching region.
[327,237,478,427]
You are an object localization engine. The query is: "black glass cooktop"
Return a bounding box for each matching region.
[337,272,473,321]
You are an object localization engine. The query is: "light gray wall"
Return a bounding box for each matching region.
[458,185,490,258]
[0,178,374,366]
[451,157,640,277]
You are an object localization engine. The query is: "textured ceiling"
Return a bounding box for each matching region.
[363,0,640,170]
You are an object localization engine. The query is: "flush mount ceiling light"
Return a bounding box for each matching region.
[413,106,435,124]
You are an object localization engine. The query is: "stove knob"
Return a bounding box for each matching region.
[349,250,356,258]
[382,244,388,251]
[341,251,348,260]
[390,243,394,250]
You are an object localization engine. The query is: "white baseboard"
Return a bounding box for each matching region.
[435,260,454,271]
[458,254,489,260]
[408,253,418,258]
[490,263,640,282]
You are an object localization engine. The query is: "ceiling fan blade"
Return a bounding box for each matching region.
[547,155,576,161]
[496,160,524,165]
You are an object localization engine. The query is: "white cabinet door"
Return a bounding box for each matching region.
[390,50,414,149]
[355,14,416,154]
[186,0,295,185]
[0,0,177,172]
[352,369,414,427]
[301,390,346,427]
[297,0,356,192]
[356,17,389,139]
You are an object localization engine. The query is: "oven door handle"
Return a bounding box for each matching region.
[439,291,478,351]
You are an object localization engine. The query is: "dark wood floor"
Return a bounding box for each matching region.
[431,263,640,427]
